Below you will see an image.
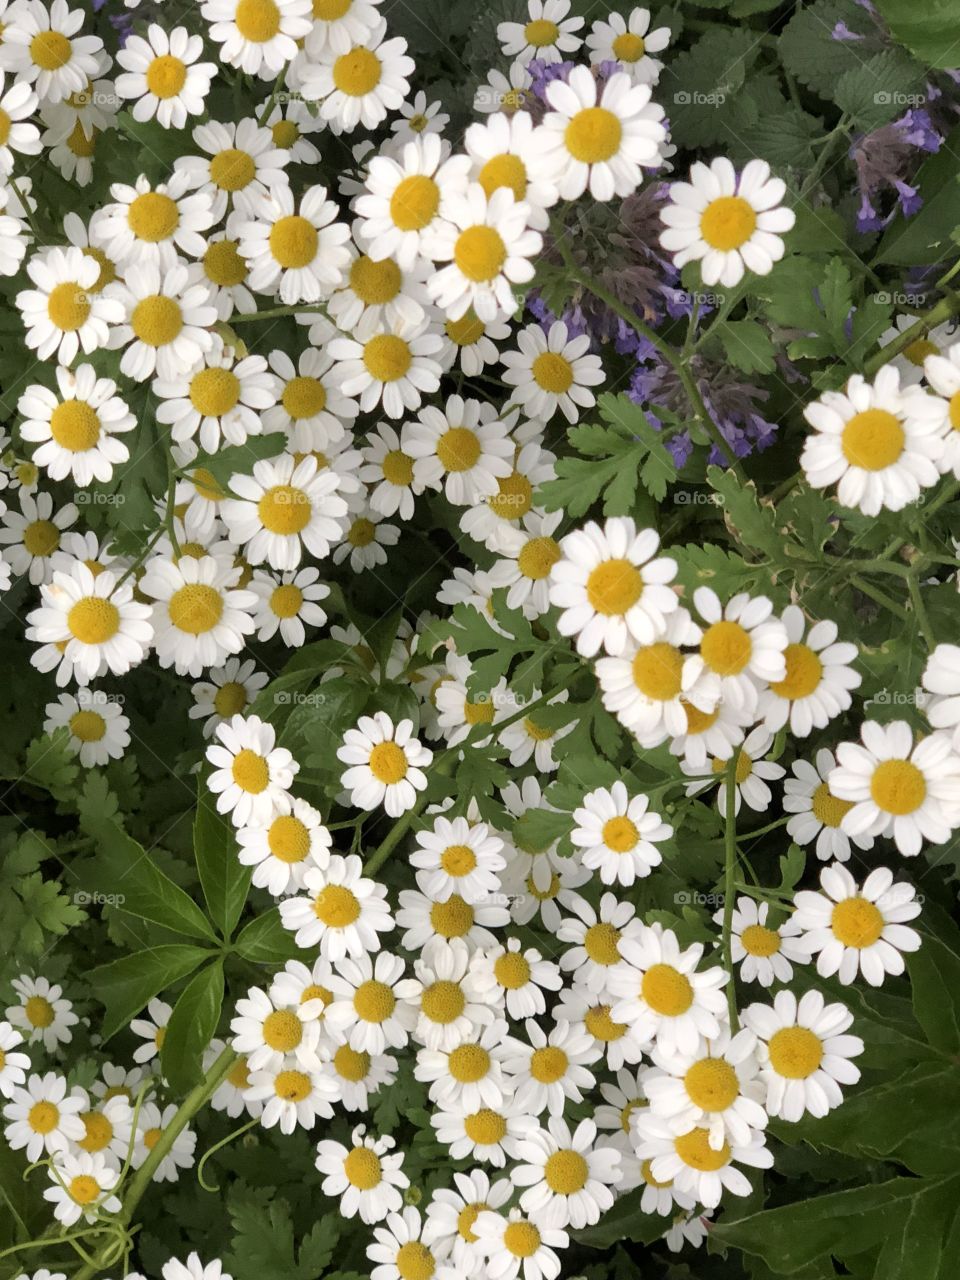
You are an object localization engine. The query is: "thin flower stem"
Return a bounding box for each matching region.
[863,292,960,377]
[229,303,329,324]
[721,747,742,1032]
[853,575,910,622]
[907,571,936,648]
[196,1118,259,1193]
[738,814,790,842]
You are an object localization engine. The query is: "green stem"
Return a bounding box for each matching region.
[229,303,329,324]
[853,575,910,622]
[864,293,960,377]
[738,814,790,842]
[797,115,852,201]
[721,747,741,1032]
[907,572,935,648]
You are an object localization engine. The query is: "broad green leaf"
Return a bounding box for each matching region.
[161,959,225,1093]
[835,52,926,131]
[194,782,251,941]
[908,934,960,1055]
[875,125,960,265]
[87,944,212,1041]
[873,0,960,69]
[714,319,776,374]
[234,907,301,965]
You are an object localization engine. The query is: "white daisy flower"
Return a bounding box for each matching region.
[801,365,945,516]
[404,937,496,1053]
[72,1092,135,1167]
[633,1111,772,1209]
[141,554,257,678]
[328,311,443,419]
[660,158,796,287]
[742,989,863,1122]
[333,504,399,574]
[94,172,215,273]
[367,1208,440,1280]
[473,1206,568,1280]
[396,871,510,954]
[593,1065,650,1137]
[304,0,384,56]
[470,938,562,1021]
[556,891,644,996]
[155,344,278,454]
[501,320,604,425]
[685,725,785,817]
[6,977,77,1053]
[571,780,672,885]
[458,437,555,555]
[423,1169,512,1275]
[230,985,325,1073]
[608,924,728,1057]
[0,488,77,584]
[238,184,351,304]
[299,19,414,134]
[791,863,921,987]
[323,951,419,1055]
[106,260,217,383]
[16,245,122,365]
[474,62,534,116]
[115,23,216,129]
[415,1018,512,1114]
[497,0,583,65]
[784,748,874,863]
[713,896,807,988]
[487,508,563,618]
[0,182,28,277]
[922,642,960,748]
[326,242,430,334]
[354,133,471,271]
[404,392,514,505]
[245,1063,336,1135]
[43,1150,120,1225]
[553,987,643,1071]
[464,110,558,233]
[201,0,313,78]
[439,306,512,376]
[189,658,269,739]
[512,1116,621,1230]
[668,694,750,770]
[359,423,419,520]
[586,8,671,83]
[220,452,349,571]
[26,562,153,687]
[260,96,323,161]
[409,815,506,905]
[0,0,103,103]
[2,1072,85,1162]
[391,90,447,144]
[758,605,860,737]
[42,690,129,768]
[264,347,358,451]
[687,587,788,716]
[329,1045,398,1113]
[249,566,329,647]
[0,72,40,175]
[431,1100,536,1167]
[0,1022,31,1099]
[194,220,257,321]
[175,117,290,220]
[663,1209,713,1252]
[163,1253,232,1280]
[337,711,433,817]
[19,365,134,488]
[270,957,336,1028]
[204,1041,261,1119]
[829,718,960,856]
[236,795,332,897]
[205,712,299,827]
[129,997,171,1066]
[875,314,957,386]
[279,854,395,959]
[920,339,960,476]
[315,1124,408,1225]
[549,517,678,658]
[89,1063,149,1105]
[537,67,666,202]
[503,1018,601,1117]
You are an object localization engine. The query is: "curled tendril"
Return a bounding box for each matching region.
[196,1117,259,1192]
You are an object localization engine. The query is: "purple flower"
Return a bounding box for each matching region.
[851,109,943,233]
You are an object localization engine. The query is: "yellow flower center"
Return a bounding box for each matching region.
[674,1128,730,1171]
[363,334,412,382]
[641,963,694,1016]
[271,119,299,148]
[270,215,318,269]
[601,815,638,853]
[586,559,644,616]
[67,597,120,644]
[621,1099,645,1132]
[25,994,55,1027]
[270,584,304,619]
[143,1126,163,1149]
[440,844,477,877]
[314,884,361,927]
[262,1009,303,1052]
[948,390,960,431]
[530,1045,568,1083]
[501,88,528,113]
[258,484,312,535]
[684,1057,739,1111]
[314,0,352,16]
[302,983,333,1010]
[494,950,530,989]
[332,46,382,96]
[267,814,311,863]
[700,620,752,676]
[213,681,247,718]
[445,310,484,346]
[531,351,573,394]
[770,643,823,700]
[641,1157,671,1188]
[740,923,781,957]
[453,225,507,283]
[50,400,101,452]
[903,337,937,366]
[457,1202,485,1242]
[631,642,683,700]
[464,697,494,726]
[69,709,106,742]
[30,29,72,70]
[503,1221,541,1258]
[131,295,183,347]
[209,148,256,191]
[700,196,757,251]
[343,1146,382,1189]
[489,471,533,520]
[168,583,224,635]
[840,409,905,470]
[333,1044,370,1081]
[347,517,376,547]
[768,1026,823,1078]
[23,519,60,558]
[448,1043,490,1082]
[28,1100,59,1133]
[231,747,269,794]
[146,54,187,99]
[128,192,180,243]
[67,120,97,157]
[584,1003,626,1042]
[464,1108,507,1145]
[421,980,466,1024]
[389,174,439,232]
[283,375,326,420]
[517,535,561,581]
[227,1058,251,1089]
[350,254,402,304]
[478,153,527,202]
[235,0,281,42]
[612,32,645,61]
[273,1069,311,1102]
[84,246,116,291]
[368,740,408,783]
[382,449,413,486]
[430,895,474,938]
[524,18,559,46]
[713,751,752,784]
[869,758,926,815]
[190,367,240,419]
[831,897,884,948]
[544,1149,588,1194]
[565,107,623,163]
[47,281,91,332]
[583,921,621,965]
[437,426,481,472]
[204,239,248,287]
[68,1174,101,1205]
[810,781,853,829]
[396,1242,435,1280]
[78,1111,113,1153]
[354,979,396,1023]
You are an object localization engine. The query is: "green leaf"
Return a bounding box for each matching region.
[87,944,212,1041]
[779,0,872,98]
[225,1192,341,1280]
[658,28,759,148]
[873,0,960,69]
[835,52,925,131]
[707,466,786,560]
[184,433,288,492]
[714,319,776,374]
[161,959,225,1093]
[233,907,300,965]
[194,783,250,941]
[908,934,960,1055]
[875,124,960,266]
